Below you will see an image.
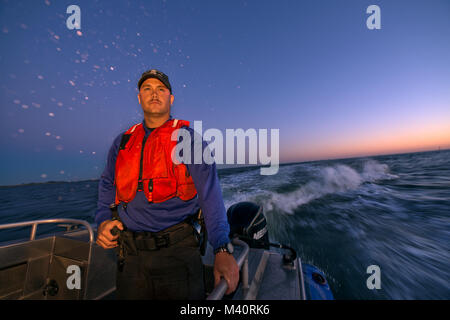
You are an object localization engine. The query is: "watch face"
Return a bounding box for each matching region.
[227,242,234,254]
[215,242,234,255]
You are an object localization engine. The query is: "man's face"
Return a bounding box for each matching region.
[138,78,174,117]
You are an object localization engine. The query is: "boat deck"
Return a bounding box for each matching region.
[0,221,304,300]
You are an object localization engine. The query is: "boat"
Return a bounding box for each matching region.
[0,202,333,300]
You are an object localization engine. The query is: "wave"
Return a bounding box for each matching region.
[252,160,398,215]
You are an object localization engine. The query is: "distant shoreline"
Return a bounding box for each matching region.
[1,148,448,188]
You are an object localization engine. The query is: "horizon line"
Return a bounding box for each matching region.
[1,147,448,188]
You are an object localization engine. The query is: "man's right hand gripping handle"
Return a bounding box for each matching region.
[96,219,124,249]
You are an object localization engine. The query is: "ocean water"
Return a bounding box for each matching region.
[1,149,449,299]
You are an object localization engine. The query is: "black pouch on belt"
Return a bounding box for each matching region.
[187,209,207,256]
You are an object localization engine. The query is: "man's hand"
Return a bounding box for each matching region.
[96,219,123,249]
[213,252,240,295]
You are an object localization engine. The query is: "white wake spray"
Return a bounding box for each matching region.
[260,160,398,215]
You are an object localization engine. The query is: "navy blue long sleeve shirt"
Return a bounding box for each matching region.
[95,120,230,250]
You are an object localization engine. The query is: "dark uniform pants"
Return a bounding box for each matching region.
[115,233,205,300]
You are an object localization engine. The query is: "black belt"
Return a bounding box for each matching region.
[122,222,195,253]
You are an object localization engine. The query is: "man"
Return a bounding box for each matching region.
[95,69,239,299]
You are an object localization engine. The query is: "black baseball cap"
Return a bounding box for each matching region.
[138,69,172,93]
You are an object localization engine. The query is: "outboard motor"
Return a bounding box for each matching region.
[227,202,297,266]
[226,202,270,249]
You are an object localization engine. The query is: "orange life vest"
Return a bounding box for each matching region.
[114,119,197,205]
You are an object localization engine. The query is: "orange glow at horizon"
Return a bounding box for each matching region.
[281,123,450,163]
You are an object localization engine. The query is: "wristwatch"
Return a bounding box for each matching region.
[214,242,234,255]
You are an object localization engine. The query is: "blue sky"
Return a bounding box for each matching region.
[1,0,449,185]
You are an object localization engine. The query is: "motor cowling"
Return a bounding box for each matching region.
[226,202,269,249]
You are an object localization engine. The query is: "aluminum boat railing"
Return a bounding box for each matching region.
[207,237,250,300]
[0,219,95,242]
[0,219,95,300]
